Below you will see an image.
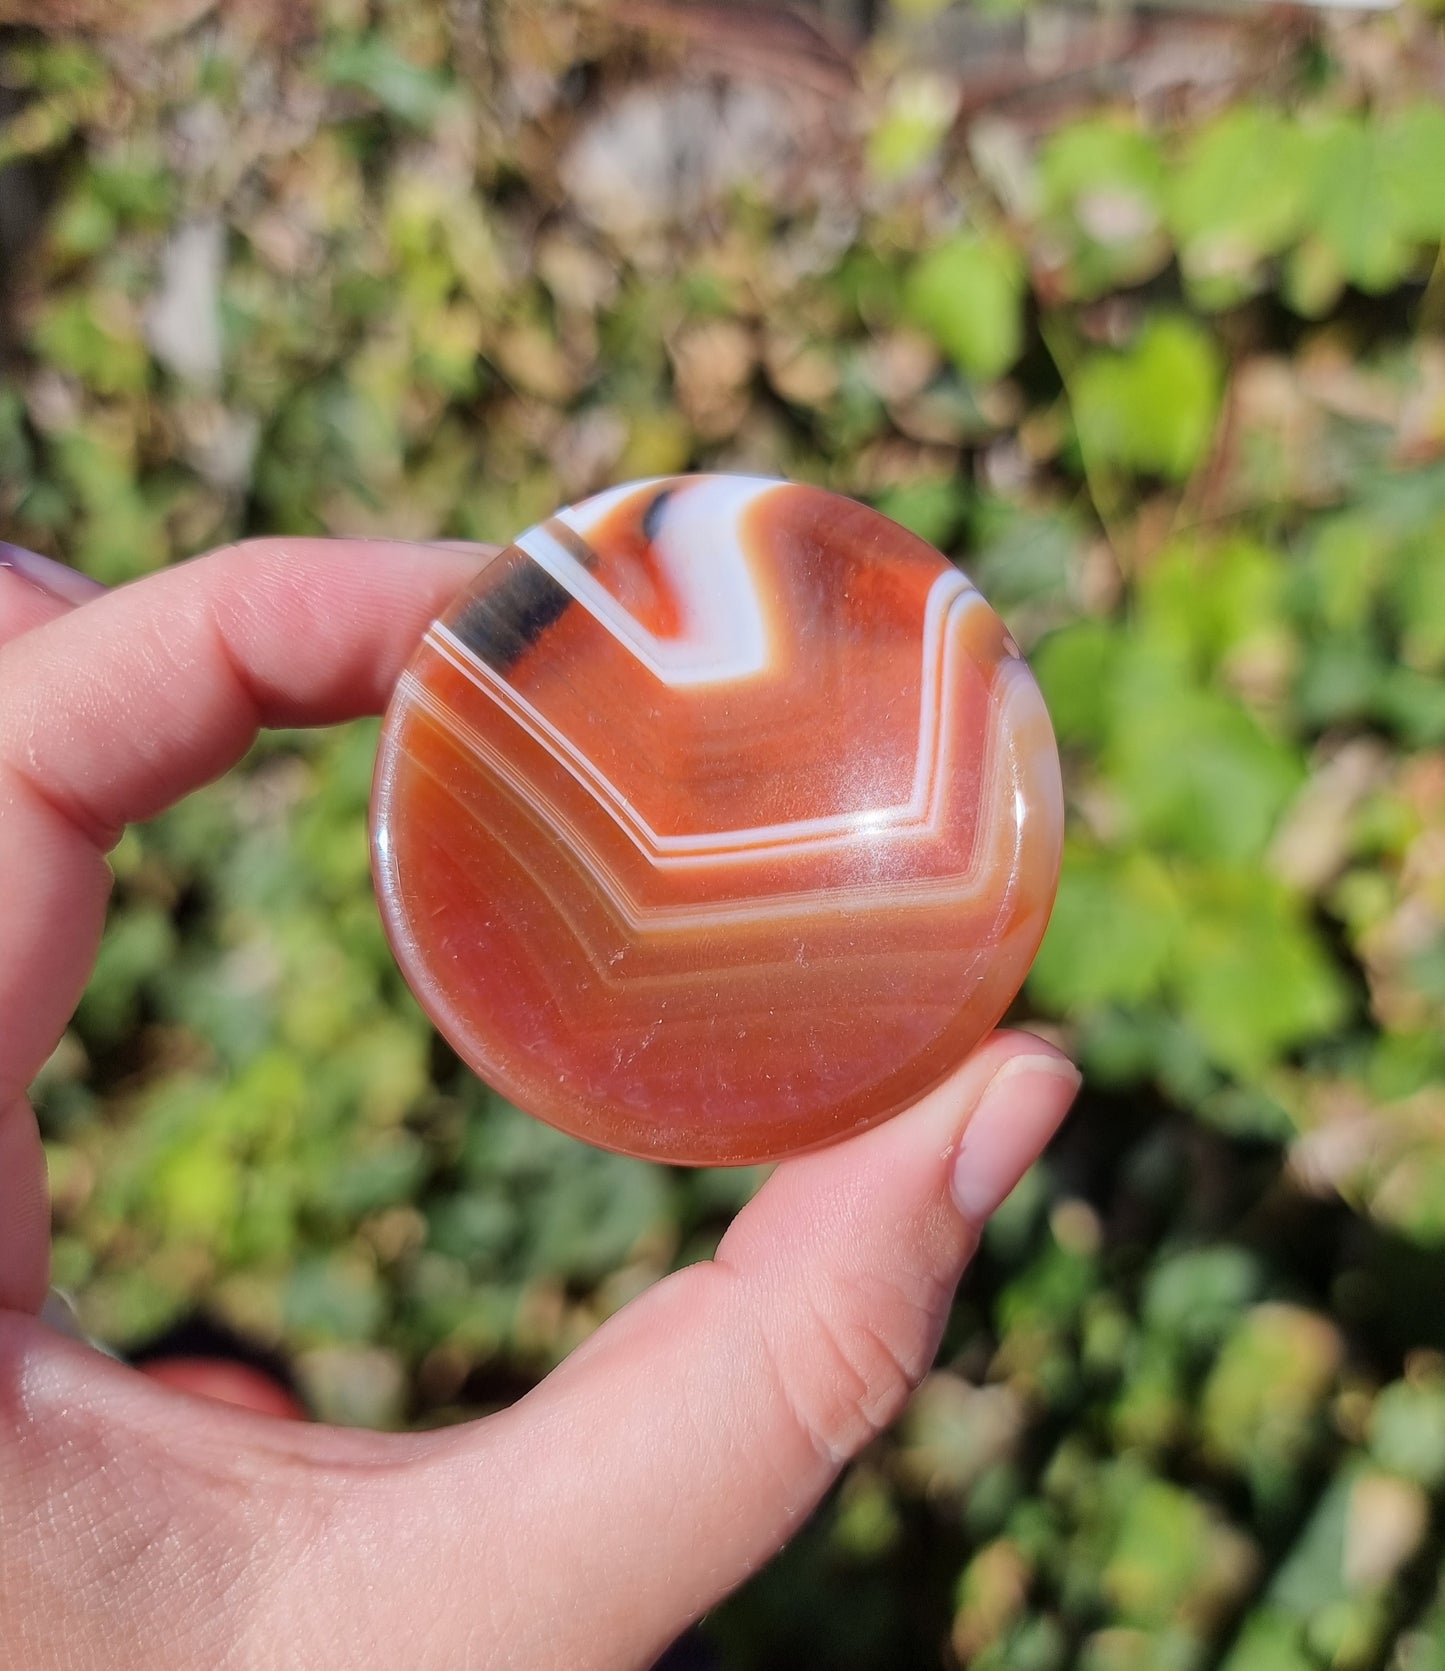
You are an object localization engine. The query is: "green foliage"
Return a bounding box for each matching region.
[1072,315,1223,482]
[6,1,1445,1664]
[1037,116,1168,299]
[1299,107,1445,299]
[904,231,1026,381]
[1168,106,1312,305]
[318,35,454,127]
[1371,1373,1445,1488]
[1141,1245,1264,1354]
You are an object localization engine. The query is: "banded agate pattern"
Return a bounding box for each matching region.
[372,475,1062,1164]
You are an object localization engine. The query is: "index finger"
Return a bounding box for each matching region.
[0,536,484,1108]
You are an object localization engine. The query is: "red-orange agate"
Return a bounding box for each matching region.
[371,476,1062,1165]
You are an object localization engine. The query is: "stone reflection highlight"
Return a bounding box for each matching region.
[371,475,1063,1165]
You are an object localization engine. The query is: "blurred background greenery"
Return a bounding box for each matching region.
[3,0,1445,1664]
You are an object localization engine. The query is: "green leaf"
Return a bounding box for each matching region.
[1266,1466,1357,1615]
[285,1252,386,1343]
[1300,113,1416,295]
[1029,846,1179,1013]
[1219,1611,1313,1671]
[147,1144,241,1242]
[319,36,452,127]
[1294,631,1385,729]
[1108,671,1303,864]
[313,1136,428,1217]
[0,89,90,169]
[971,1615,1068,1671]
[1110,1339,1187,1453]
[1300,511,1392,631]
[1169,106,1312,302]
[967,500,1084,613]
[1135,536,1290,677]
[525,1151,670,1281]
[1103,1482,1205,1623]
[77,905,176,1043]
[1142,1246,1263,1353]
[871,476,969,549]
[90,151,174,223]
[1375,663,1445,746]
[3,37,107,94]
[1072,316,1222,482]
[1170,870,1349,1078]
[1037,117,1168,298]
[904,232,1025,381]
[1380,102,1445,244]
[1391,525,1445,672]
[1371,1377,1445,1488]
[1032,620,1120,748]
[30,292,150,397]
[1282,233,1346,319]
[1201,1305,1340,1488]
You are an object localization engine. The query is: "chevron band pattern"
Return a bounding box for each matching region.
[372,476,1062,1165]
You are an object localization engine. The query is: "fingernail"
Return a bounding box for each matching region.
[40,1288,88,1341]
[0,541,106,604]
[40,1289,118,1358]
[951,1055,1081,1224]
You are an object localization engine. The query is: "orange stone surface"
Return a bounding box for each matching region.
[371,476,1062,1165]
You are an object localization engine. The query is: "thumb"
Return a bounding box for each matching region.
[387,1030,1079,1670]
[0,1030,1076,1671]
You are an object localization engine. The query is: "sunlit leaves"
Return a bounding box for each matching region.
[1379,102,1445,244]
[904,231,1026,381]
[30,292,150,396]
[1030,847,1179,1013]
[1036,117,1169,299]
[867,71,958,181]
[1304,113,1418,298]
[1169,872,1347,1078]
[1168,106,1312,306]
[318,35,454,127]
[1034,853,1345,1082]
[1072,315,1223,482]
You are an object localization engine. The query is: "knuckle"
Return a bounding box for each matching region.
[765,1267,956,1466]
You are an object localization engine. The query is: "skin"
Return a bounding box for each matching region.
[0,539,1079,1670]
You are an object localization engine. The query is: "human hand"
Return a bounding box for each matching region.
[0,538,1079,1670]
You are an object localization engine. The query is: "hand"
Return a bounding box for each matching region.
[0,538,1079,1670]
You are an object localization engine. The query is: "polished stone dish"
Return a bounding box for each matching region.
[372,475,1062,1164]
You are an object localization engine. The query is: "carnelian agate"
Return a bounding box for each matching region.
[372,476,1062,1165]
